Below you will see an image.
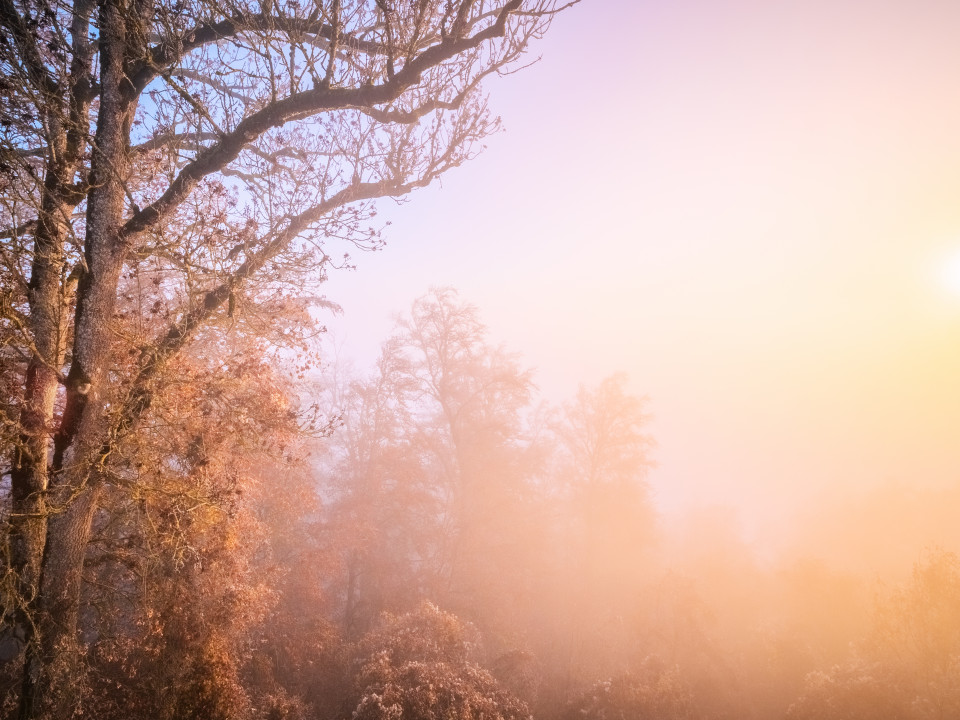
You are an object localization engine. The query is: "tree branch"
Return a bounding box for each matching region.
[103,176,430,460]
[0,219,37,241]
[0,0,60,98]
[120,5,519,243]
[130,13,388,95]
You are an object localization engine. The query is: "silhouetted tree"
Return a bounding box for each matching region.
[544,374,657,685]
[318,288,545,640]
[319,342,440,637]
[391,288,538,629]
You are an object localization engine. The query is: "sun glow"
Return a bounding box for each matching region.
[941,248,960,297]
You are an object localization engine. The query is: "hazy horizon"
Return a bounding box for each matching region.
[319,0,960,569]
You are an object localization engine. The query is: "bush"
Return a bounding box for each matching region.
[565,658,695,720]
[348,603,529,720]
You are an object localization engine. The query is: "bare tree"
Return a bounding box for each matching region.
[0,0,573,715]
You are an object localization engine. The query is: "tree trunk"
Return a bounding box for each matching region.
[17,0,141,714]
[18,486,102,720]
[7,0,94,659]
[9,176,69,643]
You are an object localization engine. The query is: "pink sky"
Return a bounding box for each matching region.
[322,0,960,549]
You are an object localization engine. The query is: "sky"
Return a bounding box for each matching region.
[321,0,960,552]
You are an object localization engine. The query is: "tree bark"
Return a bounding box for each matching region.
[18,0,140,714]
[9,171,69,642]
[7,0,94,653]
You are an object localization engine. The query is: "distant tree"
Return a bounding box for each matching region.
[867,549,960,719]
[391,288,543,634]
[788,550,960,720]
[555,373,656,597]
[545,374,657,684]
[785,662,910,720]
[319,342,440,638]
[317,288,545,639]
[557,373,656,491]
[0,0,573,715]
[870,549,960,676]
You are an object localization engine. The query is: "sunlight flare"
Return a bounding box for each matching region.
[940,248,960,297]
